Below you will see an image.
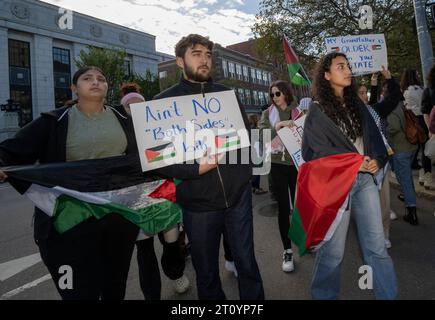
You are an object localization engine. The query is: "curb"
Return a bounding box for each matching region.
[389,177,435,201]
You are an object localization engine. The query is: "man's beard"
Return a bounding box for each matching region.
[184,63,210,82]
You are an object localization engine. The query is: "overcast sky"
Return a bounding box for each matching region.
[41,0,261,55]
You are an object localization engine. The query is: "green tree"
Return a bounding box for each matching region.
[127,70,160,101]
[253,0,422,76]
[159,68,182,92]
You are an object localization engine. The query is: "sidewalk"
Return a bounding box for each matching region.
[389,169,435,200]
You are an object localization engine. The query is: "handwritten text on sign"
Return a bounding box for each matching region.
[277,115,306,170]
[325,34,388,75]
[130,90,249,172]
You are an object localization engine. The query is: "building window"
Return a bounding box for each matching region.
[265,91,270,105]
[123,60,131,80]
[256,69,262,85]
[250,67,256,83]
[222,59,228,78]
[259,91,265,106]
[228,62,235,78]
[253,90,259,105]
[236,64,242,80]
[237,88,245,104]
[262,71,268,85]
[268,72,272,84]
[9,39,32,125]
[159,70,167,79]
[245,89,251,105]
[242,65,249,82]
[53,47,72,108]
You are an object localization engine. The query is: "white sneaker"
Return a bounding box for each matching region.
[418,169,425,185]
[224,260,238,277]
[390,210,398,221]
[173,274,190,294]
[385,238,392,249]
[282,249,294,272]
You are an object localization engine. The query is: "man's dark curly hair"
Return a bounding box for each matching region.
[312,52,363,141]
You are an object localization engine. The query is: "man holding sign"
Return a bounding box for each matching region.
[153,34,264,300]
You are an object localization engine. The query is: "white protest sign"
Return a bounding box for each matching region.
[130,90,250,172]
[325,34,388,75]
[277,115,306,170]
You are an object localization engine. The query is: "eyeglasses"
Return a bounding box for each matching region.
[270,91,282,98]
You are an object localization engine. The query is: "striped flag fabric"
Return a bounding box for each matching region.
[289,153,363,256]
[282,36,311,86]
[2,154,182,235]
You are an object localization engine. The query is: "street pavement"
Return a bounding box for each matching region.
[0,174,434,300]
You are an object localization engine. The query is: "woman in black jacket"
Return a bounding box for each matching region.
[0,66,139,300]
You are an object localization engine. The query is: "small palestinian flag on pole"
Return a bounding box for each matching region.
[2,154,182,235]
[282,36,311,86]
[145,142,176,163]
[289,153,363,256]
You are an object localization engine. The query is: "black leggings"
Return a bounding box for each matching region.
[270,163,298,250]
[37,214,139,300]
[136,231,185,300]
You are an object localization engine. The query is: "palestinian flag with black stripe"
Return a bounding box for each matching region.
[282,36,311,86]
[287,102,386,256]
[2,154,181,235]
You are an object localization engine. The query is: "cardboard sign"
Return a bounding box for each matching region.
[277,115,306,170]
[325,34,388,75]
[130,90,250,172]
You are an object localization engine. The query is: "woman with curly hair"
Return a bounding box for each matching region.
[301,52,397,299]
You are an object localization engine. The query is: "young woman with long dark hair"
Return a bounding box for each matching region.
[301,52,397,299]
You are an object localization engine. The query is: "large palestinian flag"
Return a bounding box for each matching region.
[2,154,181,235]
[289,153,364,256]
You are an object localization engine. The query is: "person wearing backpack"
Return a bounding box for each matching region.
[401,69,433,189]
[387,90,419,225]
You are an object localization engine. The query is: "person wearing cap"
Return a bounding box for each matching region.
[119,83,191,298]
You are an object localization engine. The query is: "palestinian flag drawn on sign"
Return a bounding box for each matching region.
[371,44,382,50]
[2,154,181,235]
[331,47,340,52]
[214,132,240,151]
[145,142,176,163]
[282,36,311,86]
